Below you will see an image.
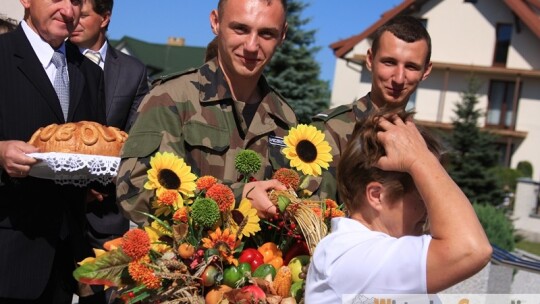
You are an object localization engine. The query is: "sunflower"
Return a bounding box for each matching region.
[144,152,197,198]
[202,228,239,266]
[229,198,261,239]
[282,124,333,176]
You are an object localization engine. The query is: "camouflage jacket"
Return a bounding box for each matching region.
[116,59,298,224]
[311,93,374,202]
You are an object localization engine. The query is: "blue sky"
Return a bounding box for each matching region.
[107,1,402,85]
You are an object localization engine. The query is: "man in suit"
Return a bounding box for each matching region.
[69,0,148,302]
[0,0,106,303]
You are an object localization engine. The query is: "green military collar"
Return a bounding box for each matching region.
[196,58,296,129]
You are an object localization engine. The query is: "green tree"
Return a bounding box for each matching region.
[446,77,504,205]
[265,0,330,124]
[473,203,515,251]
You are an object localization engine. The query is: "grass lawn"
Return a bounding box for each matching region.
[515,240,540,257]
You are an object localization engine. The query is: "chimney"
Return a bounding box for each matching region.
[167,37,185,46]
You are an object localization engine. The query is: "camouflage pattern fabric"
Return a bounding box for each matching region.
[310,94,374,202]
[116,58,297,224]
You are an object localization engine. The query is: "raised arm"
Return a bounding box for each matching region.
[376,115,492,293]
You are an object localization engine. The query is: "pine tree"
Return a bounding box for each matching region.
[446,77,505,206]
[265,0,330,124]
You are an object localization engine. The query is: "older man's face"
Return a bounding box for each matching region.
[21,0,83,48]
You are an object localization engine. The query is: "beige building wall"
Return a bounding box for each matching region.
[1,0,24,21]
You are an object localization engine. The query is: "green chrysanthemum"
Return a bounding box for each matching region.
[235,149,262,176]
[190,198,220,229]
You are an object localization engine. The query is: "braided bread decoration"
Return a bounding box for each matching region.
[28,121,128,157]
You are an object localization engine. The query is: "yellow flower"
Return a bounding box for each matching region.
[144,152,197,198]
[202,228,239,266]
[145,222,172,253]
[229,199,261,239]
[283,124,333,176]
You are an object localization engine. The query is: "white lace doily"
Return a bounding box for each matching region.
[27,152,120,187]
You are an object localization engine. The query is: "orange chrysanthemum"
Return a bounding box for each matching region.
[122,229,151,260]
[157,189,179,206]
[173,207,189,223]
[272,168,300,190]
[196,175,218,192]
[128,256,161,290]
[206,184,235,212]
[325,199,338,209]
[312,207,322,218]
[202,228,239,266]
[325,208,345,218]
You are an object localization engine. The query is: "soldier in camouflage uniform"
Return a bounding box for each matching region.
[116,0,295,224]
[312,16,433,202]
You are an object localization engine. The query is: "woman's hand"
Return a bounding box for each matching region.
[375,114,431,173]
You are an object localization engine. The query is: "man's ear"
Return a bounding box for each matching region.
[20,0,30,9]
[279,22,288,45]
[101,11,111,30]
[366,48,374,72]
[365,181,383,211]
[421,61,433,81]
[210,9,219,35]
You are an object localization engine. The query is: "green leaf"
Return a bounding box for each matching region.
[73,249,131,287]
[277,196,291,213]
[139,211,173,232]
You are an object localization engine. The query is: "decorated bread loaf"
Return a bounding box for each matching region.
[28,121,128,157]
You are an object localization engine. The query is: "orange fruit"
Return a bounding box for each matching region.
[178,243,195,259]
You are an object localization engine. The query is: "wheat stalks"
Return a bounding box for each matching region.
[289,201,327,254]
[268,189,328,254]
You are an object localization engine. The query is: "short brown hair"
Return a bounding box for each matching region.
[337,109,442,213]
[371,15,432,65]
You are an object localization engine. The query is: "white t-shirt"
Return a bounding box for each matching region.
[305,217,432,303]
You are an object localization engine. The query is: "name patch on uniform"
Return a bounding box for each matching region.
[269,135,286,147]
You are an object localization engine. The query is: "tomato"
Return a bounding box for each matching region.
[201,265,220,287]
[252,263,277,280]
[222,266,243,288]
[238,248,264,271]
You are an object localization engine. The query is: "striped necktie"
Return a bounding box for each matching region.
[51,50,69,120]
[85,50,102,65]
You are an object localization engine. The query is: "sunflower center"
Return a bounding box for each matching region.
[158,169,181,189]
[296,140,317,163]
[231,210,245,225]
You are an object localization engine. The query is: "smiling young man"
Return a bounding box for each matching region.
[311,15,433,202]
[116,0,297,225]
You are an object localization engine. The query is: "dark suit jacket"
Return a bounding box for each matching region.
[84,42,149,247]
[0,26,106,299]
